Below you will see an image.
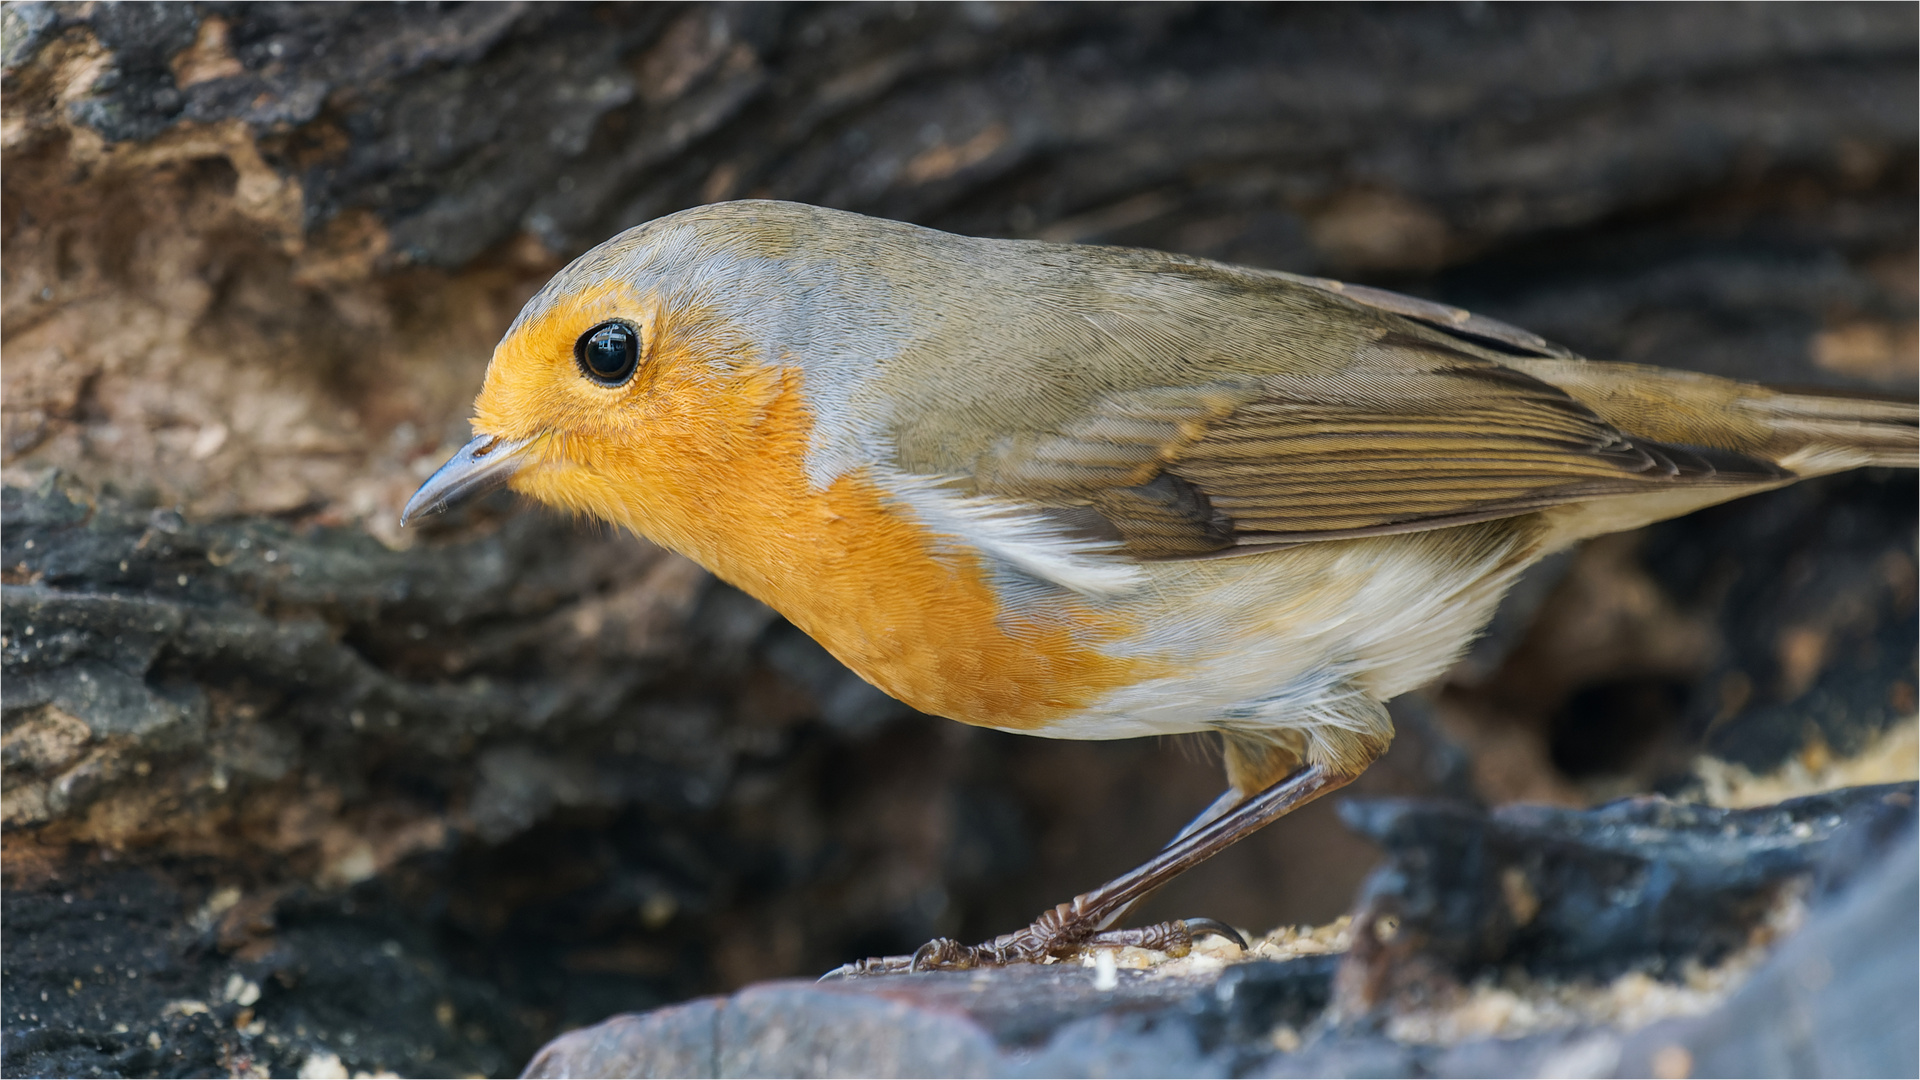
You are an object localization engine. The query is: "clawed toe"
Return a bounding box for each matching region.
[1182,917,1249,950]
[820,952,916,979]
[825,913,1247,978]
[1078,917,1247,958]
[817,937,995,979]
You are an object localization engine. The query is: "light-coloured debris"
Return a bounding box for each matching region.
[1384,887,1808,1045]
[1696,715,1918,808]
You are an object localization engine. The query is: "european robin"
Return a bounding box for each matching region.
[405,200,1918,973]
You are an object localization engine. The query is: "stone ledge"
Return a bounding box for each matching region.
[525,785,1917,1078]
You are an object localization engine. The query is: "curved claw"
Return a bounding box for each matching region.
[819,953,913,980]
[1182,917,1248,951]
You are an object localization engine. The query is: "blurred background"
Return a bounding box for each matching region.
[2,3,1914,1076]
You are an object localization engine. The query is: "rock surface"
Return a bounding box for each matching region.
[522,786,1919,1078]
[1,4,1915,1078]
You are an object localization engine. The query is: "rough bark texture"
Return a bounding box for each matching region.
[1,3,1915,1077]
[526,787,1920,1079]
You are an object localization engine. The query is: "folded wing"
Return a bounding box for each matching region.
[970,334,1788,560]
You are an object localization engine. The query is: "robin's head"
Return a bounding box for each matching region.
[401,201,944,529]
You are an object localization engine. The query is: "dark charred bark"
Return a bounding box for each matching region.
[2,4,1913,1076]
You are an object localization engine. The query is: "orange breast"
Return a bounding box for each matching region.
[508,363,1142,729]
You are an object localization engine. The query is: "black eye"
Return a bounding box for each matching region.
[574,320,640,385]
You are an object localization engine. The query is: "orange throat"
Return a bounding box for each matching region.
[510,367,1140,729]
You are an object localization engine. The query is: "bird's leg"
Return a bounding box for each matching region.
[828,762,1356,976]
[1087,785,1249,933]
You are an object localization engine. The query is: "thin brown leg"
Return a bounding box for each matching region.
[1089,783,1252,933]
[827,762,1356,976]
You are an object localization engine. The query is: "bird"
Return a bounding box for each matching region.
[403,199,1917,974]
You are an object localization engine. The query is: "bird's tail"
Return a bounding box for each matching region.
[1511,358,1919,476]
[1743,386,1919,474]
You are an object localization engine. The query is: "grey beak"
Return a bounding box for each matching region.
[401,434,536,526]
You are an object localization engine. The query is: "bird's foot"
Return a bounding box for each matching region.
[824,903,1245,978]
[824,765,1346,980]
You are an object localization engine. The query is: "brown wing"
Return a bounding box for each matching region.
[973,340,1788,559]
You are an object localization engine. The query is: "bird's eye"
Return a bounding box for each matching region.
[574,321,641,385]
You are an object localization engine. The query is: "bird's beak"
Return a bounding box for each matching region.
[401,434,538,526]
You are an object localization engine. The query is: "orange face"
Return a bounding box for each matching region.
[455,275,1144,731]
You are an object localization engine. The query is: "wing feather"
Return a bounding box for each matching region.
[969,343,1787,559]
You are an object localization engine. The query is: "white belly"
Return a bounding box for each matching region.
[1000,521,1540,750]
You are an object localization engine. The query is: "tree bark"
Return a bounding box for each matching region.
[1,4,1913,1076]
